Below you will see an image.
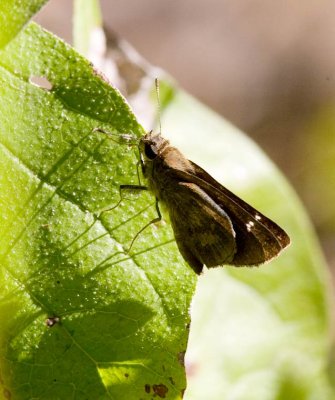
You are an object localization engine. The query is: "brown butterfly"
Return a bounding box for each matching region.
[137,131,290,274]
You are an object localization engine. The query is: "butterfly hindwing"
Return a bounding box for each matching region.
[165,180,237,273]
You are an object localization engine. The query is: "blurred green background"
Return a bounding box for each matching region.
[34,0,335,282]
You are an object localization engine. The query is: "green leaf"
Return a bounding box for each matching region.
[160,93,334,400]
[0,22,196,399]
[1,3,334,399]
[0,0,48,48]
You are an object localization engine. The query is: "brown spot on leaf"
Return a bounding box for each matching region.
[177,351,186,366]
[92,66,110,84]
[181,388,186,398]
[153,384,168,398]
[124,373,129,378]
[3,388,11,399]
[144,384,151,393]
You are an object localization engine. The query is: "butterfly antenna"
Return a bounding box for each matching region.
[155,78,162,134]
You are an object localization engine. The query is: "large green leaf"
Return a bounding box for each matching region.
[161,94,334,400]
[0,1,334,399]
[0,0,48,48]
[0,22,196,399]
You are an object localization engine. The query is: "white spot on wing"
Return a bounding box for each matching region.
[246,221,255,231]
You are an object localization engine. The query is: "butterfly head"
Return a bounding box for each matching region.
[139,131,170,176]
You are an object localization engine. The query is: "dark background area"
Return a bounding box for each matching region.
[35,0,335,278]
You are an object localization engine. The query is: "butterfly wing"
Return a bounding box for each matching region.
[167,159,290,267]
[165,181,238,274]
[175,160,290,267]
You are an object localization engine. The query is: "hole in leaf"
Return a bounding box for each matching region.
[46,316,60,327]
[29,76,53,90]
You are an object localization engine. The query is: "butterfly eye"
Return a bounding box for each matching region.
[144,143,157,160]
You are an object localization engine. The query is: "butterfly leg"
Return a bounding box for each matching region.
[93,127,138,145]
[127,197,162,253]
[94,184,149,217]
[96,185,162,253]
[135,161,142,185]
